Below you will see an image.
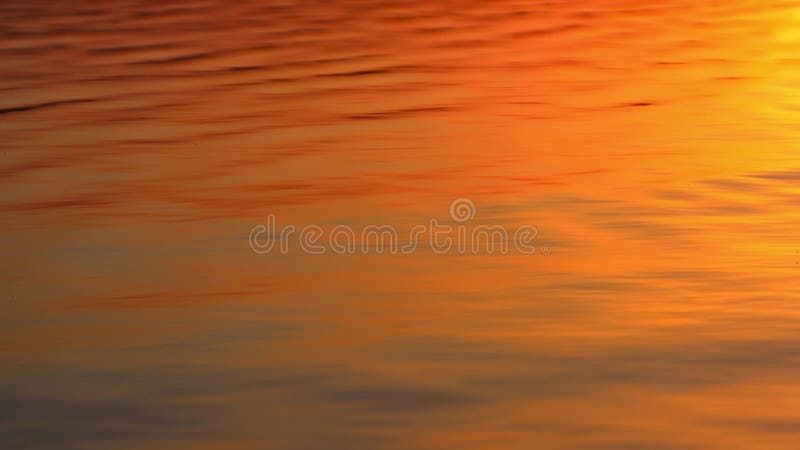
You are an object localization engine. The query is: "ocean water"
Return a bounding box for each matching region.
[2,1,800,449]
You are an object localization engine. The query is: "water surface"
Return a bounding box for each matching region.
[2,1,800,449]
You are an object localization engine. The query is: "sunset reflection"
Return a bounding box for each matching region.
[2,1,800,449]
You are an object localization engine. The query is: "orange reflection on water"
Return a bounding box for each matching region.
[2,1,800,449]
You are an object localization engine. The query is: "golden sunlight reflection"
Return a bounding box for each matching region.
[1,1,800,449]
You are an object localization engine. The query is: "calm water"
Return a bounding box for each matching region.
[3,1,800,449]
